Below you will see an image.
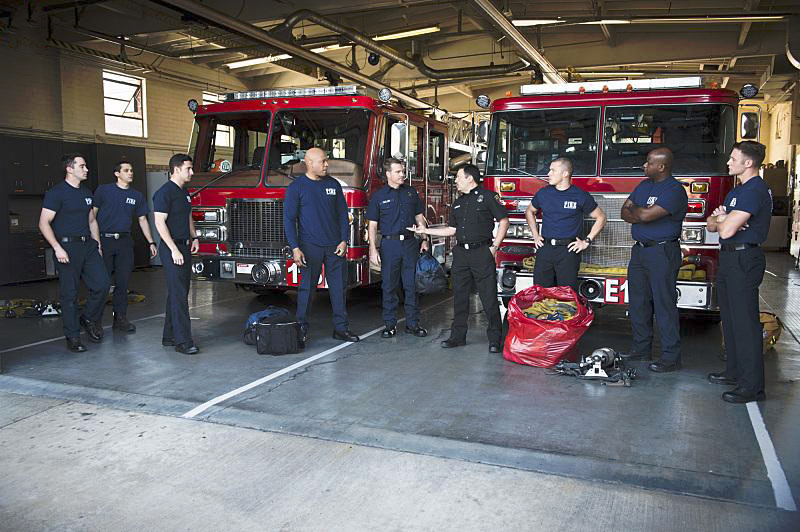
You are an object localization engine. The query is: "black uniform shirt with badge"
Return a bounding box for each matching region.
[153,180,192,240]
[365,183,423,234]
[42,180,94,238]
[94,183,149,233]
[448,187,508,243]
[720,176,773,244]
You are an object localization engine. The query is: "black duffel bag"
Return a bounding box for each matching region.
[255,315,302,355]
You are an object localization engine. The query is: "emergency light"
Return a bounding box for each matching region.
[519,77,703,96]
[225,85,362,101]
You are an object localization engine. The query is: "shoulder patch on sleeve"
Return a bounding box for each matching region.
[495,193,503,204]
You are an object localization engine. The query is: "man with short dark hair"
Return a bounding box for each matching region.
[367,157,429,338]
[284,147,360,346]
[707,141,771,403]
[93,160,158,333]
[525,157,607,291]
[410,164,509,352]
[620,147,688,373]
[153,154,199,355]
[39,154,110,352]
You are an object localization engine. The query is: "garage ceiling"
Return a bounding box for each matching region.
[3,0,799,110]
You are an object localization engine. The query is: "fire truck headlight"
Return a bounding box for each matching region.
[681,227,705,244]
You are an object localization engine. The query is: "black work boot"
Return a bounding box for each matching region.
[113,313,136,333]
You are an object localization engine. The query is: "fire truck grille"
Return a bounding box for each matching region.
[582,194,634,267]
[227,199,288,258]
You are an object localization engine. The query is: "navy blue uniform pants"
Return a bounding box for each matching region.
[627,241,682,362]
[55,240,110,339]
[380,238,420,328]
[100,235,134,317]
[295,242,348,332]
[160,241,192,345]
[533,244,581,291]
[718,247,766,394]
[450,245,502,345]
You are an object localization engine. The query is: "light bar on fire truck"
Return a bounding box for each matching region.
[225,85,362,101]
[519,76,703,96]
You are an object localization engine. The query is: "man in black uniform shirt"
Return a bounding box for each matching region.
[525,157,607,291]
[707,141,772,403]
[620,147,688,373]
[93,161,158,333]
[39,154,110,352]
[410,164,509,352]
[153,154,200,355]
[366,157,429,338]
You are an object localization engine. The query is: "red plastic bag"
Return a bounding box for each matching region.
[503,285,594,367]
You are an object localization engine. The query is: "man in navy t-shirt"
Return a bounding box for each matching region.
[706,141,772,403]
[620,147,688,373]
[366,157,429,339]
[93,161,158,333]
[153,154,199,355]
[284,147,360,346]
[525,157,607,291]
[39,154,110,352]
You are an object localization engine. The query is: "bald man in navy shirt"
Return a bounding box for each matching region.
[284,147,360,346]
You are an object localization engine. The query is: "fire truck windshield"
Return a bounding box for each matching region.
[601,104,736,176]
[189,111,271,187]
[487,107,601,177]
[264,108,372,188]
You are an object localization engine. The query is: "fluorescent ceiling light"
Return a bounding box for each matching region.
[225,54,291,69]
[581,19,631,25]
[571,71,645,76]
[374,25,440,41]
[512,19,563,26]
[310,44,344,53]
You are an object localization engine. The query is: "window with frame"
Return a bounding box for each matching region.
[103,70,145,137]
[428,130,445,182]
[202,92,234,148]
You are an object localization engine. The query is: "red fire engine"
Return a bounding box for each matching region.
[486,77,747,312]
[186,85,453,293]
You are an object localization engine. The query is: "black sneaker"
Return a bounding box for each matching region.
[381,326,397,338]
[66,337,87,352]
[405,325,428,337]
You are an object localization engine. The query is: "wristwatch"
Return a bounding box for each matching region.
[585,236,593,245]
[148,241,156,246]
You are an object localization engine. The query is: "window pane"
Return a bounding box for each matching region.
[428,131,444,182]
[103,71,141,84]
[105,115,143,137]
[103,80,137,100]
[602,104,736,175]
[487,108,600,176]
[103,98,128,115]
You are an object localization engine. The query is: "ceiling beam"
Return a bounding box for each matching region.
[738,0,755,48]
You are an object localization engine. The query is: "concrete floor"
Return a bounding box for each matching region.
[1,254,799,530]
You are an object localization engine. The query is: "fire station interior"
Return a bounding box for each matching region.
[1,1,800,529]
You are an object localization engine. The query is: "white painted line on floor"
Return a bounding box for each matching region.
[0,294,246,355]
[181,296,454,419]
[765,270,778,278]
[746,401,797,511]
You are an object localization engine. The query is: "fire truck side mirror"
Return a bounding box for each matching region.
[740,112,759,140]
[476,121,489,144]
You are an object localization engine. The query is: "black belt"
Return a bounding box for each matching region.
[101,232,130,239]
[383,233,413,240]
[457,240,491,250]
[634,238,678,247]
[721,243,759,252]
[543,237,576,246]
[60,236,91,243]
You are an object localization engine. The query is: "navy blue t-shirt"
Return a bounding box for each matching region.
[365,184,423,235]
[42,180,94,239]
[153,180,192,240]
[284,175,349,249]
[720,176,772,244]
[94,183,149,233]
[628,176,688,242]
[531,185,598,239]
